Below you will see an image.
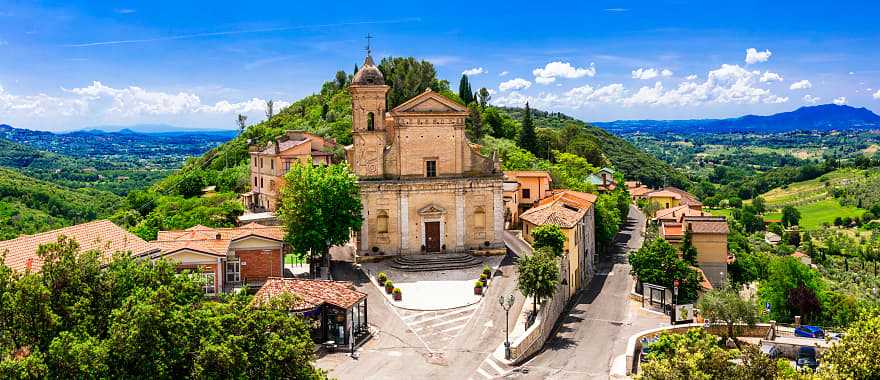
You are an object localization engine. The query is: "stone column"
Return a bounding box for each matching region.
[456,190,465,251]
[400,192,409,253]
[493,185,504,245]
[360,195,369,252]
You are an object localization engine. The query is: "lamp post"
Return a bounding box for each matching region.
[499,294,515,360]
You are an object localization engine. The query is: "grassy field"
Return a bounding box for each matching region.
[711,199,865,231]
[707,208,735,220]
[759,168,869,209]
[283,254,307,265]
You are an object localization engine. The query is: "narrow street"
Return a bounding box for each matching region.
[508,205,668,379]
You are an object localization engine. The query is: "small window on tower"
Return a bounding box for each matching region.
[425,160,437,178]
[367,112,375,131]
[377,210,389,233]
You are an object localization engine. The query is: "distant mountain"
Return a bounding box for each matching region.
[81,123,238,134]
[597,104,880,134]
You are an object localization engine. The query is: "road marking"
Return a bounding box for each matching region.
[485,357,504,373]
[476,367,492,379]
[417,314,473,330]
[408,305,478,326]
[402,310,433,321]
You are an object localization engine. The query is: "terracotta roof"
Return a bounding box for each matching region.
[655,205,705,222]
[661,222,684,237]
[504,171,552,180]
[629,186,652,197]
[521,190,595,228]
[683,216,729,234]
[252,278,366,311]
[661,187,702,207]
[153,223,284,257]
[0,220,158,272]
[791,251,807,259]
[646,190,682,200]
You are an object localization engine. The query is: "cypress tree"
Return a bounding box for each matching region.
[518,102,538,154]
[458,74,473,105]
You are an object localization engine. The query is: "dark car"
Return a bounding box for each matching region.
[796,347,819,371]
[795,325,825,339]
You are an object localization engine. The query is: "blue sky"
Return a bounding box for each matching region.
[1,0,879,131]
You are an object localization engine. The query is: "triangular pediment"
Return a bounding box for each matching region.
[418,204,447,215]
[391,89,468,114]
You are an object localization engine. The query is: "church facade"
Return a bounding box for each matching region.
[345,54,505,256]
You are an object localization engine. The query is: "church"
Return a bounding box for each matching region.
[345,52,505,256]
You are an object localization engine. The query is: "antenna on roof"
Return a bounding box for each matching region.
[365,33,373,56]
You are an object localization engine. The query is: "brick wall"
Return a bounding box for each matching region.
[236,249,282,283]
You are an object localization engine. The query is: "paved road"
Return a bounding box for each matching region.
[318,230,527,380]
[507,205,667,379]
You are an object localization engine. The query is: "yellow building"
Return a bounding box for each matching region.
[520,190,597,298]
[346,52,504,256]
[646,187,702,210]
[662,215,729,288]
[503,170,552,226]
[246,131,336,212]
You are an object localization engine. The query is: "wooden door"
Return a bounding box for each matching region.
[425,222,441,253]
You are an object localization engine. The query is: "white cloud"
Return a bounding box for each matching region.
[789,80,812,90]
[532,61,596,83]
[759,71,784,83]
[849,71,856,75]
[114,8,136,14]
[833,96,847,105]
[803,94,820,104]
[462,67,486,76]
[745,48,772,64]
[499,78,532,91]
[605,8,629,12]
[535,76,556,85]
[686,74,698,81]
[873,89,880,100]
[486,88,496,95]
[499,71,509,77]
[632,68,673,80]
[661,69,674,77]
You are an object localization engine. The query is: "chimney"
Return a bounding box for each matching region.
[273,140,280,154]
[25,258,33,271]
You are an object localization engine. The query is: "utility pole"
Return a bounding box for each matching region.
[499,294,515,359]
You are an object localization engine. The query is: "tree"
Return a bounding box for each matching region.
[752,196,766,214]
[629,238,701,303]
[378,57,449,109]
[566,136,605,167]
[176,171,205,198]
[531,224,566,257]
[466,104,484,141]
[477,87,491,108]
[595,193,622,254]
[781,205,801,227]
[334,70,348,89]
[277,163,363,278]
[637,329,738,380]
[458,74,474,105]
[550,152,596,192]
[265,99,275,120]
[819,310,880,378]
[516,247,560,316]
[681,229,698,265]
[697,288,758,345]
[758,256,824,323]
[236,114,248,135]
[518,102,538,155]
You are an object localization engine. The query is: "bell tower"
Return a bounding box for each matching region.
[349,39,390,178]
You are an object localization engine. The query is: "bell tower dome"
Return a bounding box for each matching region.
[349,38,390,178]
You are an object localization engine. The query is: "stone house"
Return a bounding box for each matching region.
[346,53,504,256]
[503,170,552,226]
[245,131,337,212]
[147,223,286,295]
[520,190,597,298]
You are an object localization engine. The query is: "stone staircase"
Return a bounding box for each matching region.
[389,253,483,272]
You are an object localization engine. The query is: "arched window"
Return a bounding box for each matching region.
[367,112,375,131]
[474,207,486,229]
[376,210,389,233]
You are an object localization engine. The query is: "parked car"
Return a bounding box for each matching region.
[760,343,780,359]
[795,325,825,339]
[796,347,819,371]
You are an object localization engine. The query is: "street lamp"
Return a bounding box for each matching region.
[499,294,515,360]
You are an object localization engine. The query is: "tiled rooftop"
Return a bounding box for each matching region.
[252,277,366,311]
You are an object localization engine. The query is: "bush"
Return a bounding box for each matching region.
[483,265,492,276]
[377,272,387,284]
[392,288,401,295]
[474,280,484,288]
[479,273,488,282]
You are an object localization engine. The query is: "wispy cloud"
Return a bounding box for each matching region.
[114,9,136,14]
[244,56,297,71]
[604,8,629,12]
[63,18,422,47]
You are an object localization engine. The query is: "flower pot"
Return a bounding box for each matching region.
[385,286,393,294]
[393,292,402,301]
[474,286,483,295]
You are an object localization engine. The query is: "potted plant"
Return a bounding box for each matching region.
[474,281,484,295]
[393,288,402,301]
[377,272,387,286]
[385,280,394,294]
[479,273,489,284]
[482,265,492,279]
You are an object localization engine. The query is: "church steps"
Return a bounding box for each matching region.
[389,254,483,272]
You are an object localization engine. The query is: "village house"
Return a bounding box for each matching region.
[661,215,729,288]
[586,167,617,192]
[645,187,702,210]
[653,204,708,224]
[245,131,337,212]
[626,181,652,200]
[0,220,158,273]
[147,223,286,295]
[503,170,552,226]
[253,278,369,351]
[520,189,597,298]
[346,52,504,256]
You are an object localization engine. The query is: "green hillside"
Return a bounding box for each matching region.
[0,167,122,240]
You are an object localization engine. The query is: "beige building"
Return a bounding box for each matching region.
[345,53,504,256]
[503,170,552,226]
[520,190,597,298]
[662,215,729,288]
[246,131,336,212]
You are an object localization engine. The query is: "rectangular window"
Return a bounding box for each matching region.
[270,159,274,170]
[260,158,264,168]
[284,161,291,172]
[522,188,531,199]
[260,178,264,187]
[226,261,241,283]
[253,176,257,186]
[201,272,216,295]
[425,160,437,178]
